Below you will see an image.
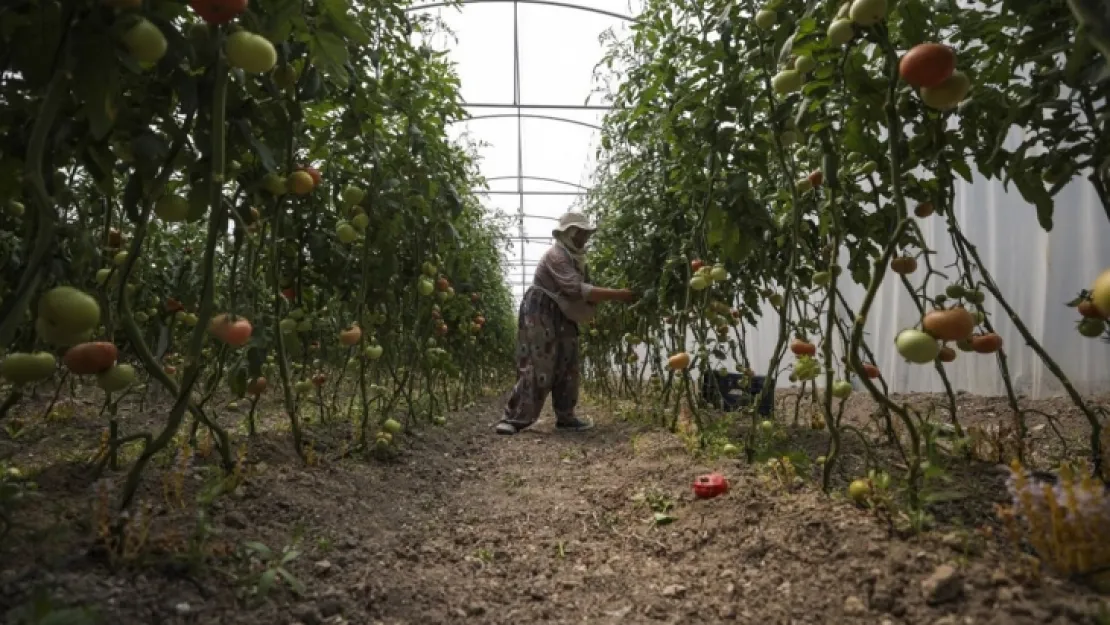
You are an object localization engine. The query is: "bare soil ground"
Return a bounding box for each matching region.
[1,388,1109,625]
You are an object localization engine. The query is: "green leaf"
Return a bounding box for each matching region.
[81,145,116,195]
[73,33,118,141]
[949,158,973,182]
[243,541,273,557]
[8,0,63,86]
[310,29,351,89]
[233,120,277,173]
[130,133,169,178]
[257,569,277,597]
[895,0,931,45]
[172,71,199,117]
[228,363,248,398]
[321,1,371,46]
[277,568,306,595]
[259,0,303,43]
[122,172,143,224]
[1011,168,1055,231]
[652,511,675,526]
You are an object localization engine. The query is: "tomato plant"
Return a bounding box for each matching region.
[0,0,517,512]
[580,0,1110,509]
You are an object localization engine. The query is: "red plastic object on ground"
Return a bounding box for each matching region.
[693,473,729,499]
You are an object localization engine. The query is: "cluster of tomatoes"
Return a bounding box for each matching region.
[0,287,137,393]
[1073,268,1110,339]
[894,286,1001,365]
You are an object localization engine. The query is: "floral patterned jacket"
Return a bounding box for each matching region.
[531,245,597,325]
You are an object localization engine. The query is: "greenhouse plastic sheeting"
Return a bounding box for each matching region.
[726,129,1110,399]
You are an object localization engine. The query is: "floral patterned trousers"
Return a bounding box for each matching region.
[502,288,580,429]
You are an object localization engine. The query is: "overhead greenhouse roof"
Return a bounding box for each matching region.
[412,0,643,305]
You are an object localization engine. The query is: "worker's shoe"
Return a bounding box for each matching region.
[555,416,594,432]
[495,421,520,435]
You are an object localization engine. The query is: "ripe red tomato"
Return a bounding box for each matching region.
[189,0,247,25]
[693,473,729,499]
[690,259,704,272]
[63,342,119,375]
[209,314,253,347]
[1078,300,1104,319]
[281,287,295,300]
[223,320,253,347]
[436,277,449,292]
[790,339,816,357]
[807,170,823,187]
[301,166,322,187]
[899,43,957,89]
[166,297,184,313]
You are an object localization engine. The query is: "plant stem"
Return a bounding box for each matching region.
[119,49,231,510]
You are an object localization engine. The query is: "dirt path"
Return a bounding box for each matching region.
[1,395,1107,624]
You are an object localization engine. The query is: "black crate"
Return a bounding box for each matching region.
[700,372,774,416]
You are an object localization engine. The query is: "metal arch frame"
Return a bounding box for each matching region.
[508,212,559,222]
[477,190,582,196]
[451,113,602,131]
[407,0,637,23]
[472,174,588,198]
[483,175,590,190]
[407,0,633,297]
[463,102,612,110]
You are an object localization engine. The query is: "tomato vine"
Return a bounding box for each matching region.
[0,0,517,513]
[583,0,1110,506]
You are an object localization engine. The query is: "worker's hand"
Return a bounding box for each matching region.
[614,288,638,304]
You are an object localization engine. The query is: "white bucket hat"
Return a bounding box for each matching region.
[551,211,596,237]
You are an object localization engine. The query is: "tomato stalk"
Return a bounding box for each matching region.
[845,26,937,507]
[859,139,964,439]
[0,71,68,349]
[819,192,843,492]
[268,105,306,462]
[949,223,1105,478]
[744,19,806,462]
[107,108,232,484]
[849,216,924,508]
[119,49,234,509]
[352,125,381,449]
[195,343,229,409]
[895,265,962,439]
[928,114,1036,463]
[1076,73,1110,225]
[833,292,903,455]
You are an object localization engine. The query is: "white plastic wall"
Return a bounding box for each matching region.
[703,129,1110,399]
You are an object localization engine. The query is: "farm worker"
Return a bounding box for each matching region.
[495,211,637,435]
